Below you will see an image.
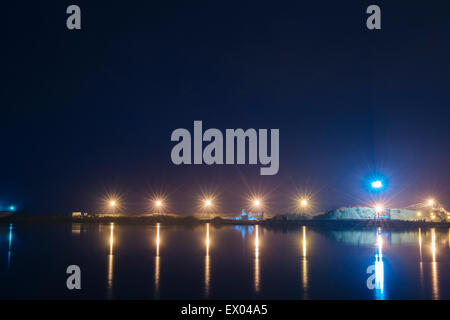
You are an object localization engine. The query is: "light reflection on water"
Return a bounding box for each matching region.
[418,228,424,294]
[254,225,260,294]
[8,224,12,270]
[155,223,160,298]
[205,223,210,297]
[431,228,439,300]
[374,228,385,300]
[234,225,253,239]
[0,223,449,299]
[301,226,308,298]
[107,223,114,299]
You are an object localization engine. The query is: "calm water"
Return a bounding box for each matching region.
[0,223,449,299]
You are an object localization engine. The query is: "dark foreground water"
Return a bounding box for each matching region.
[0,223,449,299]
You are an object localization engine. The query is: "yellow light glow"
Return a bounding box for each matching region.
[417,211,422,216]
[431,228,436,260]
[156,223,160,254]
[204,199,212,207]
[418,227,424,291]
[103,193,122,213]
[301,226,308,292]
[254,225,260,293]
[418,227,422,260]
[151,196,167,214]
[300,199,308,207]
[109,223,114,254]
[428,199,435,206]
[302,226,307,258]
[375,204,384,213]
[248,194,265,211]
[205,223,210,255]
[155,223,160,298]
[205,223,211,297]
[431,228,439,299]
[107,222,115,297]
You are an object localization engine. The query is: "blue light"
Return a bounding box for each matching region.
[9,206,15,212]
[371,181,383,189]
[9,224,12,248]
[363,172,388,193]
[8,224,12,269]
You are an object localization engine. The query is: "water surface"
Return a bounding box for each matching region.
[0,223,449,299]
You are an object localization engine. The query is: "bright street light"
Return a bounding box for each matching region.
[300,199,308,207]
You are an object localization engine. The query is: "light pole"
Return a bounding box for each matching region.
[109,200,117,214]
[154,199,163,215]
[250,198,264,220]
[204,199,212,219]
[374,204,384,219]
[299,199,309,215]
[252,199,261,213]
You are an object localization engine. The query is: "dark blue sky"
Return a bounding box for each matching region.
[1,1,449,214]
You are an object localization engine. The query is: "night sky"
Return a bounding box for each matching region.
[2,1,449,214]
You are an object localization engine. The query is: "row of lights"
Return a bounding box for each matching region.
[375,198,439,216]
[370,180,445,219]
[107,197,309,211]
[108,196,441,215]
[105,178,386,211]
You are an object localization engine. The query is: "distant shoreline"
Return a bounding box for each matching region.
[1,214,449,230]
